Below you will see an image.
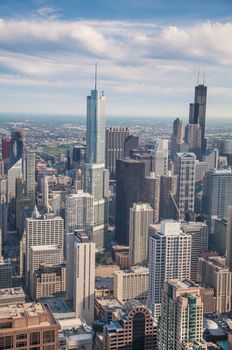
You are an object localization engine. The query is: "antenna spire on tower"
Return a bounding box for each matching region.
[197,69,200,85]
[95,63,98,90]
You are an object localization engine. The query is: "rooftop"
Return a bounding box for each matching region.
[0,302,45,319]
[0,287,25,298]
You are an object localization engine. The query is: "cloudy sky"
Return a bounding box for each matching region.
[0,0,232,118]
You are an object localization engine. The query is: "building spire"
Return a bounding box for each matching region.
[95,63,98,90]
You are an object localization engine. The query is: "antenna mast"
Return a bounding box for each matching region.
[95,63,98,90]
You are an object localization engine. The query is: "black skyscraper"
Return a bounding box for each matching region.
[115,159,145,245]
[10,130,23,166]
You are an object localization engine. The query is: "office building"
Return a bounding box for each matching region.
[65,191,94,235]
[0,302,58,350]
[66,230,95,325]
[7,158,22,203]
[25,211,64,288]
[25,151,35,205]
[170,118,185,157]
[185,123,202,159]
[124,134,139,158]
[147,221,191,318]
[0,259,12,288]
[83,72,109,249]
[214,218,227,256]
[198,256,231,313]
[0,287,25,306]
[114,266,149,304]
[152,139,168,176]
[95,297,122,322]
[105,127,130,178]
[10,130,23,166]
[33,262,66,300]
[203,148,218,170]
[95,299,158,350]
[1,135,10,161]
[159,173,177,220]
[58,317,92,350]
[129,203,153,266]
[41,175,49,210]
[160,280,207,350]
[174,152,196,220]
[144,172,160,222]
[226,206,232,271]
[181,222,208,282]
[29,245,63,298]
[202,169,232,235]
[115,159,145,245]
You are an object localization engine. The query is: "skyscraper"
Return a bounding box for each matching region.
[129,203,153,266]
[202,169,232,235]
[159,173,177,220]
[160,280,206,350]
[25,210,64,288]
[83,67,108,249]
[25,151,35,205]
[174,152,196,220]
[170,118,185,157]
[115,159,146,245]
[66,230,95,325]
[65,191,94,235]
[226,206,232,271]
[10,130,23,166]
[152,139,168,176]
[105,127,130,178]
[147,221,191,319]
[144,172,160,223]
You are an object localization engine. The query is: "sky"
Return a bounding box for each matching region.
[0,0,232,118]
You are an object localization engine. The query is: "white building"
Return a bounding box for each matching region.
[113,266,149,304]
[129,203,153,266]
[147,220,192,319]
[65,191,94,235]
[66,230,95,325]
[25,210,64,288]
[152,139,168,176]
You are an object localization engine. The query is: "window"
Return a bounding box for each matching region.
[43,331,55,344]
[16,334,27,341]
[30,332,40,346]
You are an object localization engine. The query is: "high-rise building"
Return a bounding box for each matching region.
[1,135,10,161]
[83,69,108,249]
[129,203,153,266]
[124,134,139,158]
[170,118,185,157]
[147,221,192,319]
[0,302,59,350]
[25,151,35,205]
[202,169,232,235]
[105,127,130,178]
[65,191,94,236]
[95,299,158,350]
[226,206,232,271]
[66,230,95,325]
[114,266,149,304]
[174,152,196,220]
[115,159,146,245]
[0,259,12,288]
[10,130,23,166]
[144,172,160,222]
[41,175,49,210]
[152,139,168,176]
[160,280,207,350]
[185,123,202,159]
[203,148,218,170]
[159,173,177,220]
[25,210,64,288]
[181,222,208,282]
[198,256,231,313]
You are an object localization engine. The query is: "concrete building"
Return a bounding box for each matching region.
[66,230,95,325]
[95,297,122,322]
[174,152,196,219]
[170,118,185,157]
[114,266,149,304]
[105,127,130,178]
[95,299,158,350]
[25,211,64,288]
[226,206,232,271]
[0,287,25,306]
[202,169,232,235]
[33,262,66,300]
[152,139,168,176]
[214,218,227,256]
[0,302,58,350]
[58,318,93,350]
[198,256,231,313]
[147,221,192,319]
[129,203,153,266]
[65,191,94,236]
[181,222,208,282]
[144,172,160,222]
[25,151,35,205]
[160,280,207,350]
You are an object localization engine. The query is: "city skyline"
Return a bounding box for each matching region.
[0,0,232,118]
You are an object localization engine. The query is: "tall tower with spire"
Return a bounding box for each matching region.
[83,65,109,249]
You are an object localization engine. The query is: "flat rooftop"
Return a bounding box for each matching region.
[96,297,122,310]
[0,287,25,298]
[41,296,75,320]
[0,302,45,319]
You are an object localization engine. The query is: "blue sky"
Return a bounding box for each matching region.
[0,0,232,118]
